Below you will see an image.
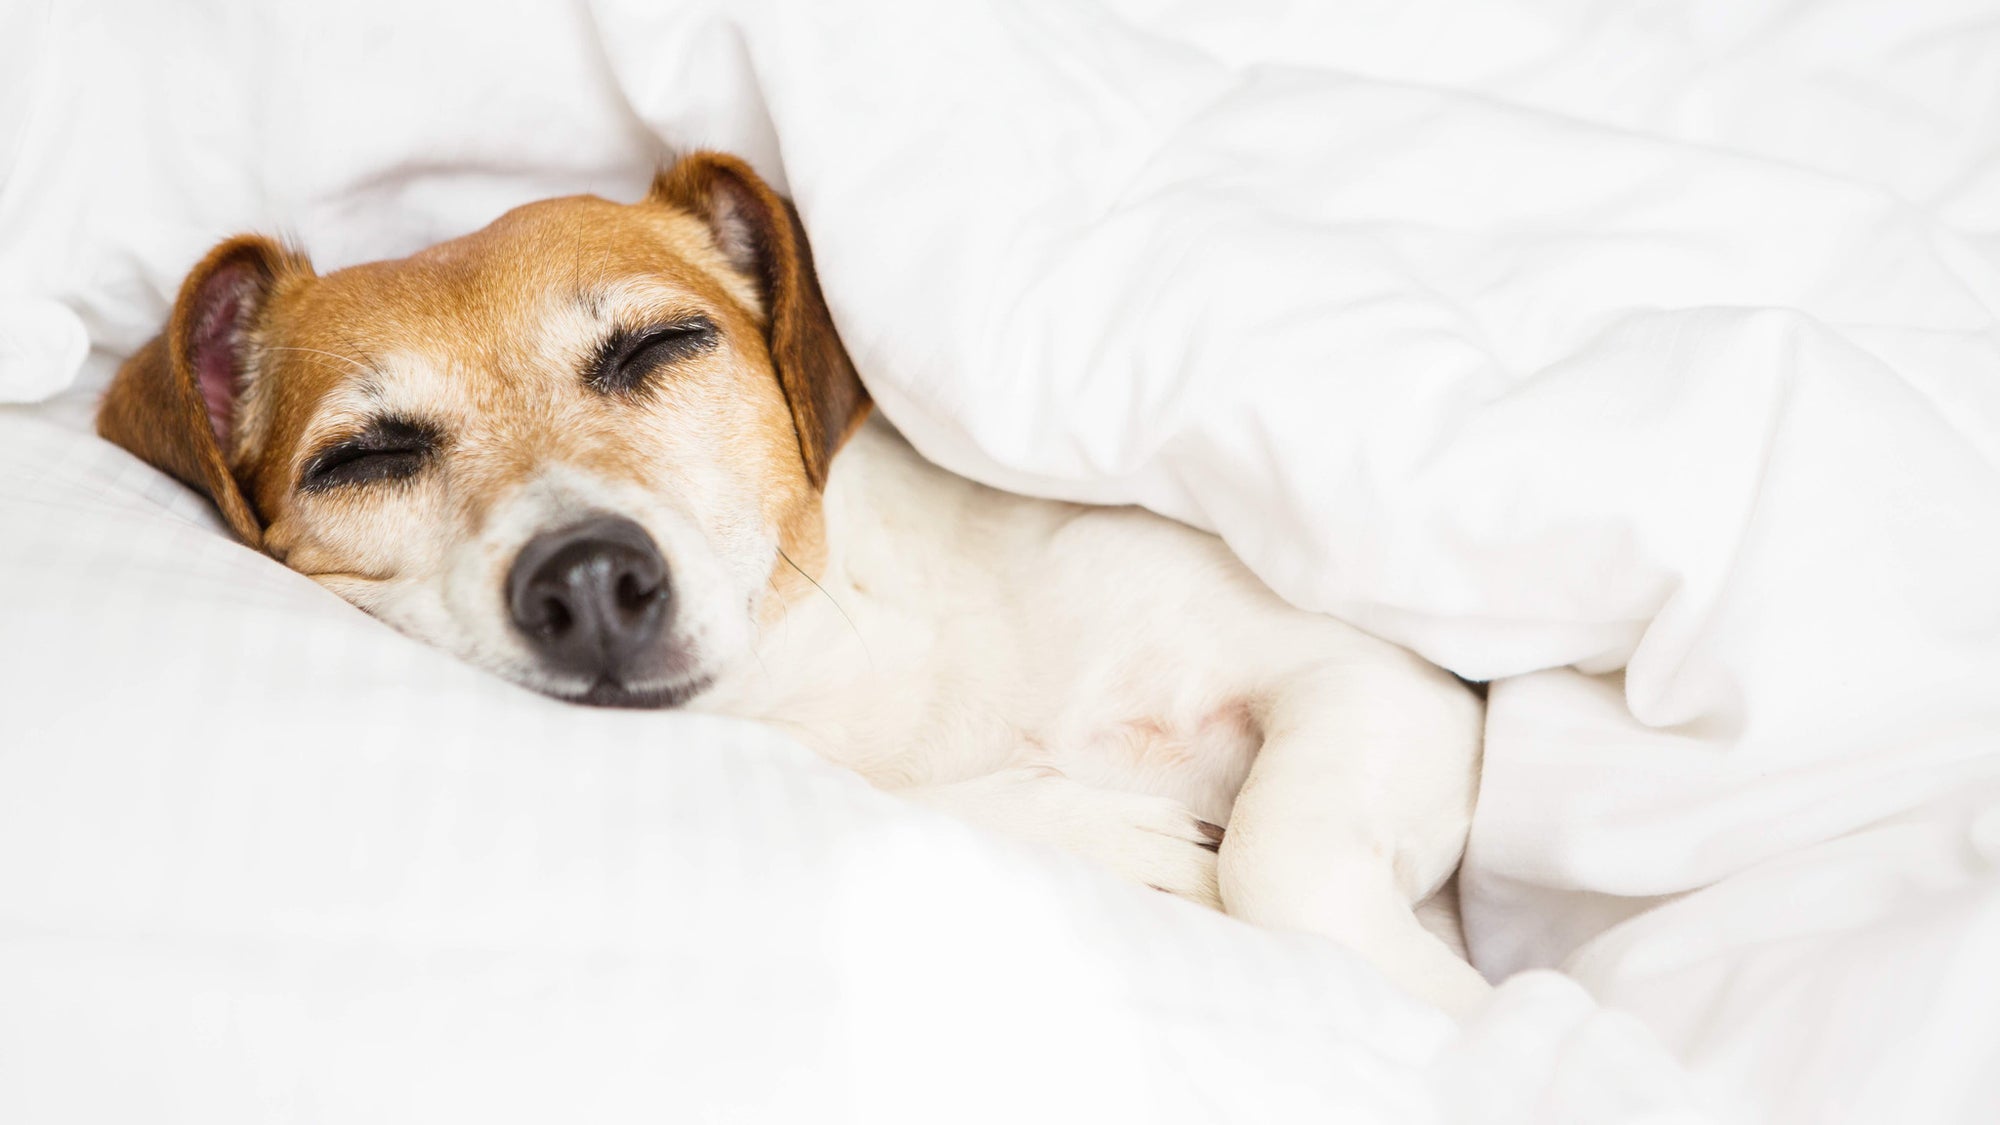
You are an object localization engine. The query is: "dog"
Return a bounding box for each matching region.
[97,151,1489,1015]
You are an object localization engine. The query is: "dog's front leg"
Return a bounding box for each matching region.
[899,766,1223,909]
[1221,658,1489,1018]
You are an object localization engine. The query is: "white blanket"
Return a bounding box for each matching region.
[4,2,1998,1121]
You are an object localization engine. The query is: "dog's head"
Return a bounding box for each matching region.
[98,153,869,707]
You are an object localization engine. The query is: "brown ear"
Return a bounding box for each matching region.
[97,236,308,548]
[651,152,870,490]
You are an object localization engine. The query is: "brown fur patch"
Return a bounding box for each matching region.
[651,153,871,490]
[97,235,312,548]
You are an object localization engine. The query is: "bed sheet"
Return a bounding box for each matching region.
[0,380,1710,1122]
[6,1,2000,1121]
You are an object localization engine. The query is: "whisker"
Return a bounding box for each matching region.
[764,571,791,629]
[269,345,376,378]
[776,544,869,670]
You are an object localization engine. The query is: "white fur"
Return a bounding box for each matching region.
[694,419,1490,1016]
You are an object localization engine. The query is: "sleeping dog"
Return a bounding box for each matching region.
[97,152,1489,1016]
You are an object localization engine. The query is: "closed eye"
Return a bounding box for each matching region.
[299,417,440,494]
[588,316,718,394]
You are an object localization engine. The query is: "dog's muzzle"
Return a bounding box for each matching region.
[506,514,675,693]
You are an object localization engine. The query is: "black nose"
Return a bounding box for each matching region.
[507,515,671,679]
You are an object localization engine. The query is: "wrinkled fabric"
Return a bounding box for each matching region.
[4,2,1998,1121]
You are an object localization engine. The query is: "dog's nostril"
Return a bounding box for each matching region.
[615,571,660,615]
[540,596,573,637]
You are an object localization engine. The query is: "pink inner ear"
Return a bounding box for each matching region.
[707,183,761,277]
[189,265,256,445]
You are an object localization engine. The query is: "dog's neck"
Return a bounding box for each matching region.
[814,416,967,608]
[699,415,1009,777]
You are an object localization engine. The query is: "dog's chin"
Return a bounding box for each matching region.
[539,674,715,710]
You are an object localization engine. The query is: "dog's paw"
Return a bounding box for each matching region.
[999,769,1225,910]
[908,767,1225,909]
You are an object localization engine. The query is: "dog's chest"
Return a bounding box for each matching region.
[1034,697,1262,820]
[725,422,1275,810]
[723,584,1265,815]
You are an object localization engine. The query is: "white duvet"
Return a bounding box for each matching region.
[3,2,1998,1122]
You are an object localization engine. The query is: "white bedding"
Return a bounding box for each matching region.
[4,2,1998,1121]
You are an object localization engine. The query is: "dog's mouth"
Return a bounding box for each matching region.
[557,673,715,710]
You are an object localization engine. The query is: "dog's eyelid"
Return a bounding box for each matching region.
[588,315,719,394]
[297,416,442,494]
